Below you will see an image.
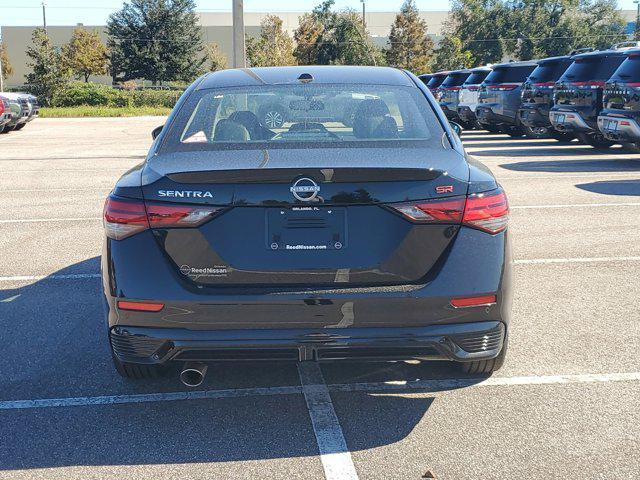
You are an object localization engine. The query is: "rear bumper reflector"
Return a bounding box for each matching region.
[117,301,165,312]
[450,294,497,308]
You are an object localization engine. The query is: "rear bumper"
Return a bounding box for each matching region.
[110,321,506,364]
[597,115,640,142]
[475,106,517,127]
[457,106,478,124]
[549,109,593,133]
[518,106,551,128]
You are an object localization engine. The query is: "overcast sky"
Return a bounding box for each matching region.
[0,0,636,27]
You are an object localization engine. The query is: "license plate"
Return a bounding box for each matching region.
[555,114,565,124]
[267,207,347,251]
[604,119,618,131]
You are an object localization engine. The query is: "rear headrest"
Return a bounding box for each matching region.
[355,99,390,118]
[228,111,260,133]
[213,119,250,142]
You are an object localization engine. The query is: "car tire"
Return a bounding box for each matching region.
[259,104,286,129]
[523,125,549,139]
[14,123,26,131]
[112,352,167,379]
[549,130,575,142]
[506,125,526,138]
[482,124,500,133]
[1,125,14,133]
[621,142,640,153]
[577,132,614,149]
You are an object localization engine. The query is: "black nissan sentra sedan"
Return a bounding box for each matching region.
[102,66,512,385]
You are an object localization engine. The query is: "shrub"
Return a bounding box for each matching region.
[51,81,181,109]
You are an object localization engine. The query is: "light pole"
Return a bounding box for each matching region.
[635,0,640,41]
[361,0,366,30]
[42,1,47,33]
[232,0,246,68]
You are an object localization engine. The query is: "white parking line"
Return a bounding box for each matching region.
[0,273,100,282]
[298,363,359,480]
[514,256,640,265]
[0,371,637,411]
[0,217,101,224]
[512,202,640,209]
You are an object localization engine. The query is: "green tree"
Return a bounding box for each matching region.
[25,28,69,106]
[505,0,626,60]
[246,15,296,67]
[0,43,14,81]
[62,28,109,82]
[204,42,227,71]
[386,0,435,74]
[293,1,383,66]
[107,0,204,84]
[432,35,473,70]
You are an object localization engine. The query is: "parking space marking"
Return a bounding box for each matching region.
[0,273,100,282]
[298,363,360,480]
[0,385,303,410]
[0,371,637,411]
[514,256,640,264]
[512,202,640,209]
[0,217,101,224]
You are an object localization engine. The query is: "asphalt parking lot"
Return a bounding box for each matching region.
[1,117,639,480]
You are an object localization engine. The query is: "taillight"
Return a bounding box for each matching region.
[463,188,509,234]
[390,197,465,223]
[103,195,219,240]
[571,80,605,89]
[104,196,148,240]
[388,188,509,234]
[487,83,519,91]
[451,294,497,308]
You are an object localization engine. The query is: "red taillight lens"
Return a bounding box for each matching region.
[146,203,218,228]
[390,197,465,223]
[117,300,164,312]
[463,188,509,234]
[388,188,509,235]
[104,196,149,240]
[104,195,219,240]
[451,294,497,308]
[488,83,519,91]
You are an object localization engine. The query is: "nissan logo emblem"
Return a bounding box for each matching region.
[290,177,320,202]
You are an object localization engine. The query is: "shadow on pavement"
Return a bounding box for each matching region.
[575,179,640,196]
[498,158,640,173]
[0,258,485,470]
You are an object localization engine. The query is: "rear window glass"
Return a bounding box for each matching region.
[527,60,571,82]
[441,72,471,87]
[560,55,626,81]
[463,70,490,85]
[484,65,536,84]
[610,55,640,80]
[427,75,447,88]
[161,84,445,152]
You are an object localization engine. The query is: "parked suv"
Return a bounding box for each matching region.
[0,93,30,132]
[425,71,450,95]
[418,74,433,88]
[438,69,471,123]
[0,98,13,134]
[518,55,574,141]
[476,61,538,137]
[457,66,492,129]
[550,48,629,148]
[598,48,640,148]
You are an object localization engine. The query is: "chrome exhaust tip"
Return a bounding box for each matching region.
[179,362,208,387]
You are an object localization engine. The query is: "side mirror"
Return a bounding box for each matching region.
[449,122,462,137]
[152,125,164,140]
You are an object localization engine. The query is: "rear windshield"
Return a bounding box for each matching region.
[484,65,536,84]
[441,72,471,87]
[527,60,572,83]
[161,84,445,152]
[610,55,640,80]
[427,75,447,89]
[560,55,626,81]
[463,70,490,85]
